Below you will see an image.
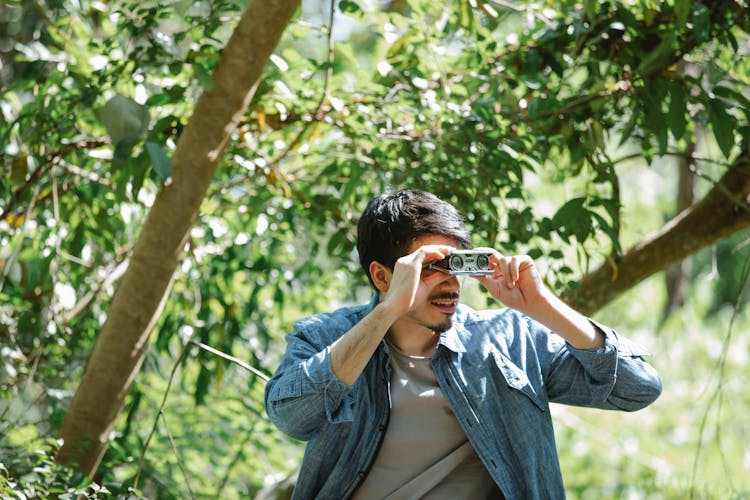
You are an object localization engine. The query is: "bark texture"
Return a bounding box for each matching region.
[57,0,301,476]
[565,156,750,316]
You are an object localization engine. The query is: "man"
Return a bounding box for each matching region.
[265,189,661,499]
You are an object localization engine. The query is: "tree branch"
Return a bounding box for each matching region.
[564,154,750,315]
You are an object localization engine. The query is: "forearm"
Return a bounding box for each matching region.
[526,289,605,350]
[330,302,400,385]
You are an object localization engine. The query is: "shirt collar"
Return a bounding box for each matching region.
[438,322,468,353]
[367,294,468,353]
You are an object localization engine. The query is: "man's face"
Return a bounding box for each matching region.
[403,234,462,333]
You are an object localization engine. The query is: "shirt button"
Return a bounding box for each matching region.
[377,425,385,432]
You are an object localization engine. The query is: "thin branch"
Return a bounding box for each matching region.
[486,0,554,26]
[610,151,750,214]
[61,244,134,325]
[0,182,42,291]
[517,88,630,124]
[57,159,112,188]
[689,254,750,498]
[190,341,270,382]
[263,0,337,174]
[133,341,191,491]
[159,411,196,500]
[0,138,107,223]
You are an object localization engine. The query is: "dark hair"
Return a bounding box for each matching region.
[356,189,471,288]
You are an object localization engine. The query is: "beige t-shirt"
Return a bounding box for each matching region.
[351,343,500,499]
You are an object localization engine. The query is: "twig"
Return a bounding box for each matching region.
[160,411,196,499]
[0,139,106,223]
[61,245,133,324]
[132,338,270,494]
[486,0,554,26]
[610,151,750,214]
[0,182,42,292]
[190,341,270,382]
[226,0,337,191]
[133,341,191,491]
[276,0,336,160]
[689,252,750,498]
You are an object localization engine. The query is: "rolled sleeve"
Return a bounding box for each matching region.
[265,340,355,440]
[301,346,354,422]
[543,320,661,410]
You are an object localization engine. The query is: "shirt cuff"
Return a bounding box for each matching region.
[302,345,353,423]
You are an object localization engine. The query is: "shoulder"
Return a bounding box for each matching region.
[293,301,373,337]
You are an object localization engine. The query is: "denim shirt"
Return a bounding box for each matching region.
[264,297,662,500]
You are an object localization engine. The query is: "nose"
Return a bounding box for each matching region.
[437,273,461,292]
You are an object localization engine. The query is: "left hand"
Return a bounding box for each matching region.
[473,250,547,314]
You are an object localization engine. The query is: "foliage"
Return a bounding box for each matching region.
[0,429,115,498]
[1,0,749,497]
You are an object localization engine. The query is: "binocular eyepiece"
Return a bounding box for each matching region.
[428,250,494,276]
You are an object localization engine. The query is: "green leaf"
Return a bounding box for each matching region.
[145,142,172,181]
[194,363,211,406]
[95,94,150,144]
[667,81,688,141]
[641,80,669,154]
[131,154,149,200]
[674,0,690,28]
[618,110,639,147]
[552,197,592,242]
[339,0,362,15]
[146,87,185,106]
[193,63,214,90]
[636,32,676,76]
[584,0,597,23]
[708,99,736,158]
[11,153,28,186]
[713,85,750,110]
[692,4,711,43]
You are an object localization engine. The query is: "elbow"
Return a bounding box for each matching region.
[617,363,663,412]
[264,384,323,441]
[640,367,663,408]
[265,399,318,441]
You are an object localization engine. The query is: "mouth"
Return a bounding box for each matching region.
[430,293,460,313]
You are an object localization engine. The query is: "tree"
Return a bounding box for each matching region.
[51,0,302,476]
[1,0,749,494]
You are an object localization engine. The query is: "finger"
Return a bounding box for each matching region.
[495,256,513,288]
[474,275,511,306]
[415,244,455,264]
[508,256,520,285]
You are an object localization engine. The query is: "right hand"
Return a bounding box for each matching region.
[379,244,456,317]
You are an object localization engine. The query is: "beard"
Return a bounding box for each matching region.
[422,316,453,333]
[410,291,459,333]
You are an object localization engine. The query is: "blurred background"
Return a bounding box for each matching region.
[1,0,749,498]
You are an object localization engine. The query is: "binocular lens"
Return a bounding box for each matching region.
[449,254,465,270]
[477,255,490,269]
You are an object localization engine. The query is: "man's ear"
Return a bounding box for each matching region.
[369,261,392,293]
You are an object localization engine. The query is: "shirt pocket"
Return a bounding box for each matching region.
[268,366,303,401]
[491,351,546,412]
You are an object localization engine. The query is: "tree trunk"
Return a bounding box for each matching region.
[565,155,750,316]
[56,0,301,476]
[661,145,696,322]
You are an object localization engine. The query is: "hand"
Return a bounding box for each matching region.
[379,244,455,317]
[473,251,547,314]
